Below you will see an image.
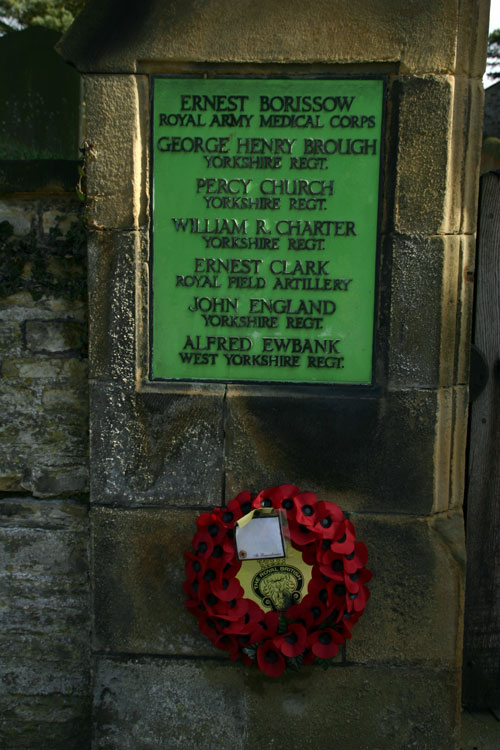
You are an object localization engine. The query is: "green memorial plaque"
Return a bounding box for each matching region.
[151,76,383,384]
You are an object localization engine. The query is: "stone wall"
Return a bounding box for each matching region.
[0,170,90,748]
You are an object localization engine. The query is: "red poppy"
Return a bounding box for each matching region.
[252,488,277,510]
[185,598,207,618]
[257,641,286,677]
[318,552,345,581]
[274,623,307,657]
[195,515,227,545]
[312,501,344,538]
[213,498,244,528]
[211,596,249,622]
[330,519,356,555]
[211,570,244,601]
[184,552,206,582]
[346,583,371,613]
[285,603,314,630]
[308,575,337,611]
[294,492,319,528]
[300,593,329,624]
[198,615,220,643]
[288,517,316,546]
[191,530,215,559]
[247,610,280,643]
[301,543,317,566]
[308,628,344,659]
[205,537,235,568]
[253,484,299,511]
[343,541,369,574]
[196,511,217,530]
[341,609,361,631]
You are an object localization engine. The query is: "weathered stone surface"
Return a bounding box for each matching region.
[25,320,86,354]
[0,197,83,245]
[384,234,474,389]
[93,657,461,750]
[1,357,87,380]
[440,235,475,388]
[87,229,140,384]
[434,385,469,514]
[0,350,88,495]
[92,507,215,655]
[385,234,444,388]
[0,197,34,234]
[390,74,483,237]
[455,0,491,78]
[345,513,464,669]
[391,75,453,235]
[82,74,149,230]
[0,200,89,497]
[0,498,90,750]
[0,320,22,355]
[0,290,86,322]
[90,382,224,505]
[450,78,485,234]
[224,387,437,515]
[58,0,486,77]
[1,697,91,750]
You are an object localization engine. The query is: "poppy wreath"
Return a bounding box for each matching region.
[184,484,371,677]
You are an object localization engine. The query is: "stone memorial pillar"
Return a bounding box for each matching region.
[59,2,489,747]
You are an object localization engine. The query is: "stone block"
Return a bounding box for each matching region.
[456,0,491,78]
[92,657,461,750]
[0,198,34,234]
[92,506,215,655]
[450,78,484,234]
[0,454,88,497]
[384,233,474,389]
[384,234,444,388]
[0,500,88,586]
[224,387,436,515]
[25,319,86,354]
[438,236,475,389]
[0,348,88,495]
[0,695,91,750]
[87,229,140,384]
[391,75,454,235]
[344,513,464,669]
[83,74,149,230]
[0,496,88,530]
[434,385,469,514]
[20,463,89,497]
[90,382,224,506]
[1,357,87,381]
[59,0,467,76]
[0,321,22,355]
[0,290,86,322]
[0,498,90,750]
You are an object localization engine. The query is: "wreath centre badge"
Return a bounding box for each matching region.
[236,543,313,612]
